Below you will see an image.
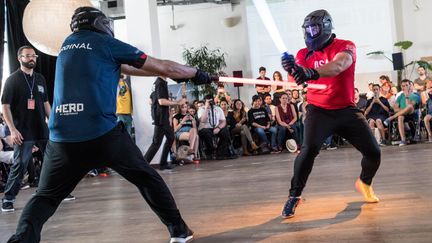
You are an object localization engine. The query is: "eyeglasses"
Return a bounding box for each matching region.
[20,54,38,59]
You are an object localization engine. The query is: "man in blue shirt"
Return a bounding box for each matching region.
[7,7,214,243]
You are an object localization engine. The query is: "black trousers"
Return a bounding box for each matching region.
[198,127,231,157]
[289,105,381,197]
[144,122,174,166]
[8,123,187,243]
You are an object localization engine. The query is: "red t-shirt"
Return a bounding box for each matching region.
[295,38,356,110]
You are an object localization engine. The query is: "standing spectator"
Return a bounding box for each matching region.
[116,75,133,136]
[414,66,430,93]
[1,46,52,212]
[248,95,278,153]
[226,99,258,156]
[255,66,271,100]
[146,77,186,170]
[214,84,231,105]
[272,71,286,106]
[198,94,234,160]
[379,75,391,86]
[364,84,391,145]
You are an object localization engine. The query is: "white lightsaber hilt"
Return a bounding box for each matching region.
[218,77,326,90]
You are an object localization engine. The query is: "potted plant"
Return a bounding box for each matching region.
[182,45,227,99]
[367,40,432,89]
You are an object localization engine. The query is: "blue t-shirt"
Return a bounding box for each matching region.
[49,30,146,142]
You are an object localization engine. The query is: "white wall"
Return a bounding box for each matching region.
[396,0,432,80]
[117,0,432,157]
[246,0,396,93]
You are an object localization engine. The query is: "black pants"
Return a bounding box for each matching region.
[289,105,381,197]
[198,127,231,157]
[144,122,174,166]
[8,123,187,243]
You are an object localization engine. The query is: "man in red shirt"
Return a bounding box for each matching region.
[280,9,381,218]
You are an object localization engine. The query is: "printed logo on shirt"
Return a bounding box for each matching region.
[55,103,84,116]
[59,43,93,53]
[314,59,328,68]
[37,85,45,93]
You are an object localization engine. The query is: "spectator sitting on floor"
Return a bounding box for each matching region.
[248,95,278,153]
[275,93,300,152]
[364,84,391,146]
[198,94,235,160]
[384,79,420,146]
[226,99,258,156]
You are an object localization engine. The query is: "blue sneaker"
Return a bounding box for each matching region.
[282,196,301,219]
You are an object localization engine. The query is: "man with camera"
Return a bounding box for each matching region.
[364,84,391,146]
[197,94,234,160]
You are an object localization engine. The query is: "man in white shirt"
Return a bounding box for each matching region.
[198,94,235,160]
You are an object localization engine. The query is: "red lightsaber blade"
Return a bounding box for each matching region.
[218,76,326,90]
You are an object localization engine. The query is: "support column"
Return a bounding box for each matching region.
[124,0,163,163]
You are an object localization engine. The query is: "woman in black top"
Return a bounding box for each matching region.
[226,99,258,155]
[172,104,199,160]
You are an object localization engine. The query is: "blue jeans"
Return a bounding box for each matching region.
[254,127,277,148]
[117,114,133,136]
[3,140,46,201]
[277,124,300,146]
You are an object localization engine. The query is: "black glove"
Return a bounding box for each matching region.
[281,53,296,75]
[292,66,320,85]
[173,78,189,83]
[191,69,213,85]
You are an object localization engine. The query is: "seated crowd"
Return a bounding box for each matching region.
[166,65,432,166]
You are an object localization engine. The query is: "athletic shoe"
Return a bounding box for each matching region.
[355,178,379,203]
[281,196,301,219]
[63,194,76,201]
[326,145,338,151]
[160,164,175,171]
[1,200,15,212]
[399,140,407,147]
[271,147,281,154]
[20,183,30,190]
[170,226,194,243]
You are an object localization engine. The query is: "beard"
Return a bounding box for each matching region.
[21,60,36,69]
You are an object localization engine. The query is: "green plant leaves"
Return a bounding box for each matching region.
[417,60,432,71]
[182,45,227,98]
[366,51,384,55]
[394,41,413,50]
